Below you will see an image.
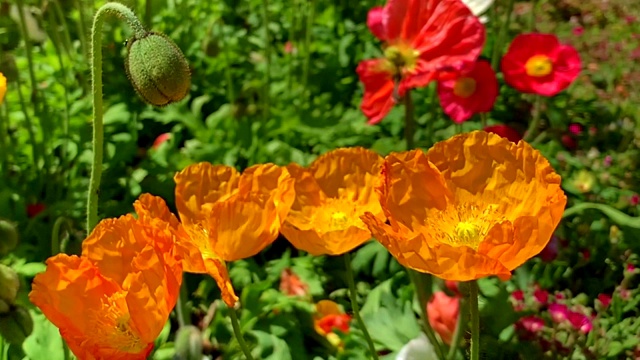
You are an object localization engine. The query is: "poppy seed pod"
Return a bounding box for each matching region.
[125,32,191,106]
[0,219,18,256]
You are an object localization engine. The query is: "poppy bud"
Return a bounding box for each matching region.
[0,219,18,255]
[125,32,191,106]
[0,305,33,345]
[0,265,19,308]
[174,325,203,360]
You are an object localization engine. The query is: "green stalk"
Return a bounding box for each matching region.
[404,90,416,149]
[176,280,191,328]
[301,0,314,106]
[469,281,480,360]
[0,105,8,171]
[524,94,542,142]
[446,289,467,360]
[407,269,446,360]
[261,0,271,120]
[490,0,516,70]
[529,0,538,32]
[15,74,42,176]
[229,306,255,360]
[87,3,147,233]
[74,0,90,59]
[15,0,51,175]
[344,252,379,360]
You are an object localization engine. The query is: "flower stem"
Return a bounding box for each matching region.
[469,280,480,360]
[490,0,516,70]
[229,306,255,360]
[407,269,446,360]
[176,280,190,328]
[87,3,147,233]
[446,292,467,360]
[344,252,379,360]
[404,90,416,149]
[524,94,542,142]
[261,0,271,120]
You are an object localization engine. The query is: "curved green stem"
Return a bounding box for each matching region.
[407,269,446,360]
[229,306,255,360]
[524,95,542,142]
[469,281,480,360]
[87,3,147,233]
[344,252,379,360]
[51,217,71,255]
[404,90,415,149]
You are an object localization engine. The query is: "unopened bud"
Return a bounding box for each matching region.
[174,325,203,360]
[0,264,19,307]
[0,305,33,345]
[0,219,19,255]
[125,32,191,106]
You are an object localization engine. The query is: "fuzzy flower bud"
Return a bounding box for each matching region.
[0,219,18,255]
[0,264,19,311]
[0,305,33,345]
[125,32,191,106]
[174,325,203,360]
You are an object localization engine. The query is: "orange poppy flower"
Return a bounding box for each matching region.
[174,162,294,261]
[29,215,183,360]
[362,131,566,281]
[281,147,385,255]
[133,194,239,307]
[357,0,485,124]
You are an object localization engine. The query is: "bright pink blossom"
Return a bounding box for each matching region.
[597,293,612,309]
[367,6,387,40]
[568,311,592,334]
[549,303,570,323]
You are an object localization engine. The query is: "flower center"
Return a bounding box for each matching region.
[92,292,146,353]
[454,222,481,245]
[382,45,420,75]
[331,211,349,227]
[453,77,477,98]
[525,55,553,77]
[426,203,504,251]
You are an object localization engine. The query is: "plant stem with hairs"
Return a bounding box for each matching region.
[87,3,147,233]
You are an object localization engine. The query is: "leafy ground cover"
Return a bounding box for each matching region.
[0,0,639,359]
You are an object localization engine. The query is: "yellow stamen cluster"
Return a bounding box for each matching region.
[525,55,553,77]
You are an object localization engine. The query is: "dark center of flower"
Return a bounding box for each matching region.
[453,77,477,98]
[525,55,553,77]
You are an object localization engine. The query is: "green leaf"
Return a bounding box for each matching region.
[22,310,67,360]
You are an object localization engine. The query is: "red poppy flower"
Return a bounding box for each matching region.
[357,0,485,124]
[483,124,522,143]
[437,60,498,123]
[501,33,581,96]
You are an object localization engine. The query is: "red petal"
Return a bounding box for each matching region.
[357,59,396,125]
[367,6,387,41]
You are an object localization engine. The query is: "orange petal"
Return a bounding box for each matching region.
[174,163,240,226]
[202,258,238,307]
[309,147,383,204]
[29,255,154,359]
[379,149,452,231]
[134,194,208,274]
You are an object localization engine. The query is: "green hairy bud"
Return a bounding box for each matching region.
[174,325,203,360]
[0,305,33,345]
[0,264,19,312]
[0,219,18,255]
[125,31,191,106]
